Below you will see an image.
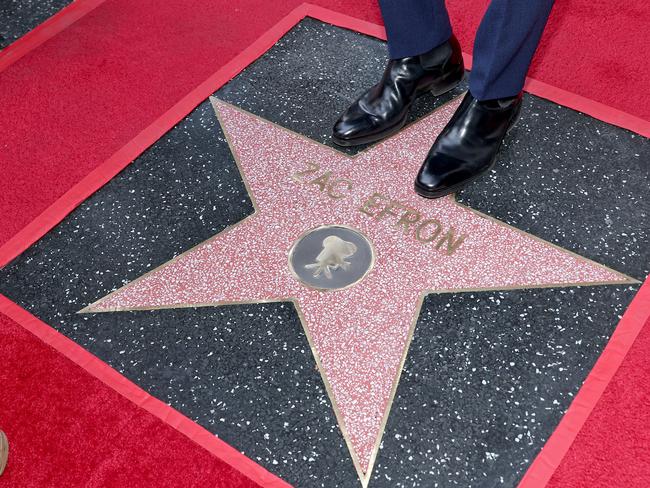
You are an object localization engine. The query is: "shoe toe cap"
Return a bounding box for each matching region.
[415,153,470,195]
[332,103,379,141]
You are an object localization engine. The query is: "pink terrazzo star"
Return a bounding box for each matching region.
[83,97,633,486]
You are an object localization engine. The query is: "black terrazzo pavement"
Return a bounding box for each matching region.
[1,18,648,488]
[371,285,636,487]
[457,97,649,281]
[0,0,71,50]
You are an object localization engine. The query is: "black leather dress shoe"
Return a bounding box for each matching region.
[414,91,522,198]
[332,36,464,147]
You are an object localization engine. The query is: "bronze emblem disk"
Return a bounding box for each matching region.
[288,225,375,291]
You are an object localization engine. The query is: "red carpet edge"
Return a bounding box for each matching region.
[0,0,107,72]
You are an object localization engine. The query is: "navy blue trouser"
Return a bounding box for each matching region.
[378,0,555,100]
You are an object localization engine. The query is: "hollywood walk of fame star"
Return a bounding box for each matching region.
[81,96,635,486]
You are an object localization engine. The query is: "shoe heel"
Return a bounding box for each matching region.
[506,101,523,136]
[429,66,465,97]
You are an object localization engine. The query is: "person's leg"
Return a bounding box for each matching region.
[378,0,453,59]
[332,0,464,146]
[415,1,556,198]
[470,0,555,100]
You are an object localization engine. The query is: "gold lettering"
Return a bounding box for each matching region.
[309,171,332,192]
[376,201,406,221]
[359,192,388,217]
[292,161,320,182]
[327,178,353,199]
[415,219,443,243]
[295,178,468,255]
[395,209,421,234]
[436,227,466,255]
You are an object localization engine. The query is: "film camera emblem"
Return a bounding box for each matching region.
[288,226,375,290]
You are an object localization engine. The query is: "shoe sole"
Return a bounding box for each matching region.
[331,118,407,147]
[332,69,465,148]
[414,160,498,199]
[414,105,522,199]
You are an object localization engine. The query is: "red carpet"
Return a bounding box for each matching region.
[1,0,649,486]
[0,313,265,487]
